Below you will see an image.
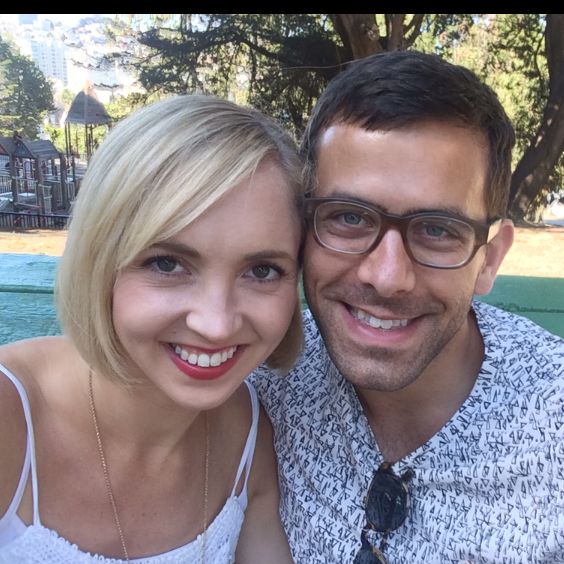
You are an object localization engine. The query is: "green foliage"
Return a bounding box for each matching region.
[0,35,54,139]
[103,14,345,135]
[436,15,562,216]
[43,124,65,152]
[104,91,165,125]
[102,14,564,219]
[60,89,75,107]
[102,15,483,135]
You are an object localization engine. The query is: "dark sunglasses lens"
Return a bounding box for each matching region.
[353,548,388,564]
[366,473,409,532]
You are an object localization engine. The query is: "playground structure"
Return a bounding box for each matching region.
[0,133,73,216]
[64,83,111,165]
[0,85,111,224]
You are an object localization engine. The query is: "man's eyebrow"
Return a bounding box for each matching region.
[322,189,469,217]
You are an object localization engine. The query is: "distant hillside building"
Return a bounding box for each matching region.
[29,38,69,85]
[18,14,37,26]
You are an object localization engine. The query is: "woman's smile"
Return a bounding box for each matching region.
[165,343,246,381]
[171,343,239,367]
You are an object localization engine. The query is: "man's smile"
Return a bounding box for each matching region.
[348,306,413,330]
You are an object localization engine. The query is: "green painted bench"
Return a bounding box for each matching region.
[0,253,563,346]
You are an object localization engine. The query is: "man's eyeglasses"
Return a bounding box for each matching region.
[304,197,502,269]
[354,462,414,564]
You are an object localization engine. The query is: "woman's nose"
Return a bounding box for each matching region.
[184,282,243,343]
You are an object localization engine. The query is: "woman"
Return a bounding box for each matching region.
[0,95,303,563]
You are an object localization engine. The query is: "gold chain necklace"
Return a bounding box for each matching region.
[88,371,209,563]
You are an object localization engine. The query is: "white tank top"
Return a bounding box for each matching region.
[0,364,260,564]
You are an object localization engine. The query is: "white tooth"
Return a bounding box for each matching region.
[221,351,228,362]
[175,345,182,355]
[210,353,222,367]
[180,349,189,360]
[392,319,400,327]
[357,309,365,320]
[188,353,198,364]
[381,319,393,330]
[369,316,381,328]
[197,354,210,367]
[227,348,234,359]
[400,319,408,327]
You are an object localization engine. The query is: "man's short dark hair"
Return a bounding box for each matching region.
[301,50,515,217]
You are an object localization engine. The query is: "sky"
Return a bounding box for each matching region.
[0,14,110,27]
[39,14,116,27]
[0,14,114,27]
[39,14,92,26]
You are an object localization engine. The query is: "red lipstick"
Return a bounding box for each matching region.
[165,344,244,381]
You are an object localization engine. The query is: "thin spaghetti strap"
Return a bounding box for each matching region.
[0,363,41,526]
[0,426,30,531]
[231,380,260,504]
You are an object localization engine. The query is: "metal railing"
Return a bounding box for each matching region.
[0,175,11,195]
[0,210,69,230]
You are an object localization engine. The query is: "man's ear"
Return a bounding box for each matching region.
[474,219,515,296]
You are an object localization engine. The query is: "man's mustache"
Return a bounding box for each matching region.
[312,284,444,317]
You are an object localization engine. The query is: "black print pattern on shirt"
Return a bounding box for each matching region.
[250,301,564,564]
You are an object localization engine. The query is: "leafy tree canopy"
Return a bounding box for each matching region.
[102,14,564,220]
[0,35,54,139]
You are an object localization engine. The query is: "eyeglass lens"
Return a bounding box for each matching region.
[314,201,478,267]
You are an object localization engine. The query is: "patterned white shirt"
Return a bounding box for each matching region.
[250,301,564,564]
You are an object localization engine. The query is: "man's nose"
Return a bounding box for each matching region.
[184,282,243,343]
[356,228,416,297]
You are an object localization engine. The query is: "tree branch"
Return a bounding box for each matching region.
[388,14,406,50]
[546,14,564,91]
[331,14,382,58]
[405,14,425,47]
[509,14,564,219]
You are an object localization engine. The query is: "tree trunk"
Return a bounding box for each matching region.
[330,14,383,59]
[331,14,424,58]
[508,14,564,221]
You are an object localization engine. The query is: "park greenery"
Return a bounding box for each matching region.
[1,15,563,221]
[0,35,54,139]
[101,14,564,221]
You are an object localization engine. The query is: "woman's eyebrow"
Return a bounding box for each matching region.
[147,244,294,263]
[245,250,295,262]
[147,241,201,258]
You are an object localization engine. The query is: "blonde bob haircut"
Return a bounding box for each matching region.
[56,95,304,386]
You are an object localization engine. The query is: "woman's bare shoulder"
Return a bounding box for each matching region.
[0,336,78,519]
[0,336,75,472]
[0,335,74,383]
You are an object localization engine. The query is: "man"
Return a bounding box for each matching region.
[251,50,564,564]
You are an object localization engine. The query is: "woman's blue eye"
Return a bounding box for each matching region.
[142,256,184,274]
[156,257,181,272]
[246,265,283,282]
[253,266,271,278]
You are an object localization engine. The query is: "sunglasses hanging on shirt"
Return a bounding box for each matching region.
[354,462,415,564]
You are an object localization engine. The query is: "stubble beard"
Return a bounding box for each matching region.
[306,285,474,393]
